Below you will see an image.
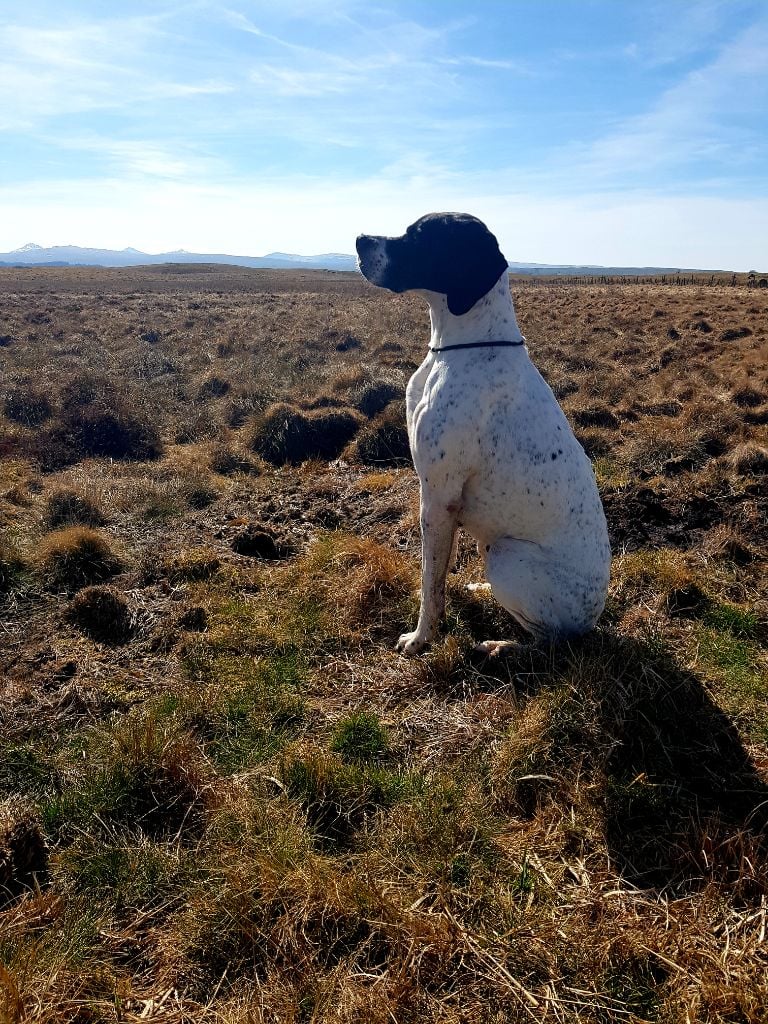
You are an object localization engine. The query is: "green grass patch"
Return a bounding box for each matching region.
[703,601,761,639]
[41,713,210,843]
[330,710,390,764]
[0,743,51,797]
[693,626,767,740]
[282,744,419,848]
[57,830,190,913]
[176,649,307,771]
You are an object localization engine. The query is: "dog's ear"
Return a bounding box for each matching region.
[445,220,509,316]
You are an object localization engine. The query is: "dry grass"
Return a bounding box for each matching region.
[0,265,766,1022]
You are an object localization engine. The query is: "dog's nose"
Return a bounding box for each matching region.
[356,234,376,257]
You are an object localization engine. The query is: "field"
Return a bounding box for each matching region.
[0,264,767,1023]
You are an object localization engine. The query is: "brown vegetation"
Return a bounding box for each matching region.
[0,264,766,1021]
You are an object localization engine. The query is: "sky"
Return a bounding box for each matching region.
[1,0,767,269]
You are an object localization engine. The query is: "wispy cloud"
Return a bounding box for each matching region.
[538,13,768,190]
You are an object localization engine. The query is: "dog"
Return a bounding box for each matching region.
[355,212,611,655]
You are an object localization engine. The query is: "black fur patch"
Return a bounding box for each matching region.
[356,213,509,316]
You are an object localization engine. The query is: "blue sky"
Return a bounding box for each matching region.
[1,0,767,268]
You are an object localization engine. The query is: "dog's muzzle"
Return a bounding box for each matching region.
[355,233,387,285]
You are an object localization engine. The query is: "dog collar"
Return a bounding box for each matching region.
[429,338,526,352]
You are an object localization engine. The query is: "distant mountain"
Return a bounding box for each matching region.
[0,242,707,276]
[0,243,358,272]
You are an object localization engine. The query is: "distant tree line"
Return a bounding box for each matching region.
[511,271,767,287]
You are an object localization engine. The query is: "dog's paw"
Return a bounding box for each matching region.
[396,631,429,656]
[474,639,518,658]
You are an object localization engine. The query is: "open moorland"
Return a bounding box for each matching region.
[0,264,767,1023]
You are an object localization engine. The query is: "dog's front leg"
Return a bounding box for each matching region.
[397,495,459,655]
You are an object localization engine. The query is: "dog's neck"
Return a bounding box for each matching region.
[422,273,523,350]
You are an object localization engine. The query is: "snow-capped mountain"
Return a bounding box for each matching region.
[0,243,357,271]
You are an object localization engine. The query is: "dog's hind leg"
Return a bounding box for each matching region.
[477,536,606,653]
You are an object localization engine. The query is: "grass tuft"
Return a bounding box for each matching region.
[34,526,123,591]
[330,711,390,764]
[66,584,133,643]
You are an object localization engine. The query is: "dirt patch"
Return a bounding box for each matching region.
[231,522,294,559]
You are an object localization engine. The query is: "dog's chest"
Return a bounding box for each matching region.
[410,355,597,536]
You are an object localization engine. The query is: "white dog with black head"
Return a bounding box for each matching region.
[356,212,611,656]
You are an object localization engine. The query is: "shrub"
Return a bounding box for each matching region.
[35,527,123,591]
[347,402,411,466]
[251,403,363,465]
[66,585,133,643]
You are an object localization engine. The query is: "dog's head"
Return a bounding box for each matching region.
[356,212,509,317]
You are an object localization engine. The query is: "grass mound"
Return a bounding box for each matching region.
[0,799,48,908]
[196,374,230,401]
[57,402,162,462]
[251,402,363,465]
[163,547,221,583]
[31,373,164,468]
[346,402,411,466]
[330,711,390,764]
[45,713,212,842]
[728,441,768,475]
[66,585,133,643]
[0,537,25,594]
[45,487,106,527]
[35,527,123,591]
[352,380,405,418]
[2,384,53,427]
[731,385,766,408]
